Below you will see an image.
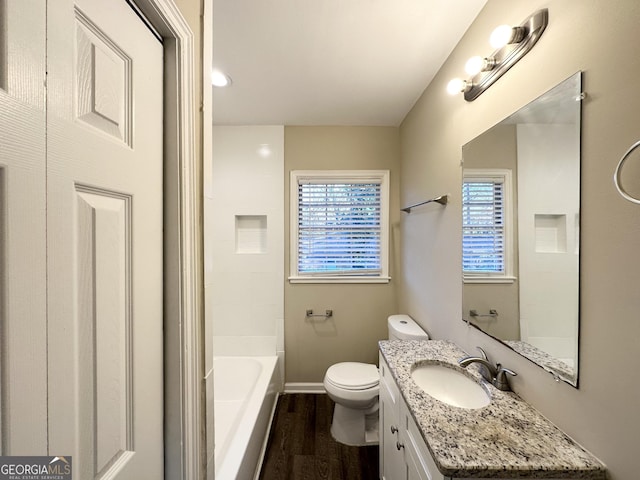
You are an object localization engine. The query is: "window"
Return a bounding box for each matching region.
[462,169,514,283]
[289,170,390,283]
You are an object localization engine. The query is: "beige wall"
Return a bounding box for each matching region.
[400,1,640,479]
[284,126,400,383]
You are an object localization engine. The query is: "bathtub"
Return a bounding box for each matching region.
[214,356,280,479]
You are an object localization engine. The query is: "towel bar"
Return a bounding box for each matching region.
[401,194,448,213]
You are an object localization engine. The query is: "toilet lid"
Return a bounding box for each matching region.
[326,362,379,390]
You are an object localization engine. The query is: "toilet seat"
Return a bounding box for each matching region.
[325,362,379,391]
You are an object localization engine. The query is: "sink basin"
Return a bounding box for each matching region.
[410,363,490,409]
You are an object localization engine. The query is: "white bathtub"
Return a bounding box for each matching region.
[214,356,280,479]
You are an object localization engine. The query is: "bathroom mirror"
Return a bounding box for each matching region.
[461,72,582,386]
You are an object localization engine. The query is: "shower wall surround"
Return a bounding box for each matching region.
[208,126,284,361]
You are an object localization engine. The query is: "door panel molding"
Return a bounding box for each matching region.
[75,8,133,145]
[75,186,133,477]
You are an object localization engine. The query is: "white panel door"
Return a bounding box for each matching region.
[0,0,48,455]
[46,1,164,478]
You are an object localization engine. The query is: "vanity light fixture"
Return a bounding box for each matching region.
[448,9,548,101]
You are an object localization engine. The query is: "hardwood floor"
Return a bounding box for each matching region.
[259,394,379,480]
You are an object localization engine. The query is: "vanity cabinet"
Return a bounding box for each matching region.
[379,340,607,480]
[380,354,444,480]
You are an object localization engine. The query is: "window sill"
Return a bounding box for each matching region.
[463,276,516,285]
[288,276,391,284]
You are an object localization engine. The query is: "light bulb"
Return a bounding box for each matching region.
[212,69,232,87]
[489,24,513,49]
[447,78,466,95]
[465,56,484,76]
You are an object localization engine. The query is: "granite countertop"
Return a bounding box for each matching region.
[379,340,606,479]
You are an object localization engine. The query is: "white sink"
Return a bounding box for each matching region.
[410,362,490,409]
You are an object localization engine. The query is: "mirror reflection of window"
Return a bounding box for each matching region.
[462,169,513,282]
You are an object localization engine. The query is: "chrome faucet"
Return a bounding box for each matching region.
[458,347,517,391]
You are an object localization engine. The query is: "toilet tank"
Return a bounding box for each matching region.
[387,314,429,340]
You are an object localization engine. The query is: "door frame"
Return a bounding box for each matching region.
[127,1,203,478]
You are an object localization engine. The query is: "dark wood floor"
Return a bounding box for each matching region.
[259,393,379,480]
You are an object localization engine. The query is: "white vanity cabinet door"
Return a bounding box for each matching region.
[380,355,406,480]
[407,450,430,480]
[401,399,445,480]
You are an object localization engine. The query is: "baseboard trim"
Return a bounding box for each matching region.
[284,382,326,394]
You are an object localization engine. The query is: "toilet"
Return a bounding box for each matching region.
[323,314,429,446]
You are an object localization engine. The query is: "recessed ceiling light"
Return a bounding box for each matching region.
[212,69,232,87]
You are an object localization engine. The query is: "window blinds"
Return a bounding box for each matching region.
[462,180,505,273]
[297,182,382,275]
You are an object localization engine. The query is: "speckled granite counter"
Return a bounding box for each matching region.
[379,340,606,479]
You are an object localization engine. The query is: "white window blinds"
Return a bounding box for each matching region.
[297,181,382,276]
[462,179,505,274]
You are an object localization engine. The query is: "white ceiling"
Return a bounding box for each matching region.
[212,0,487,126]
